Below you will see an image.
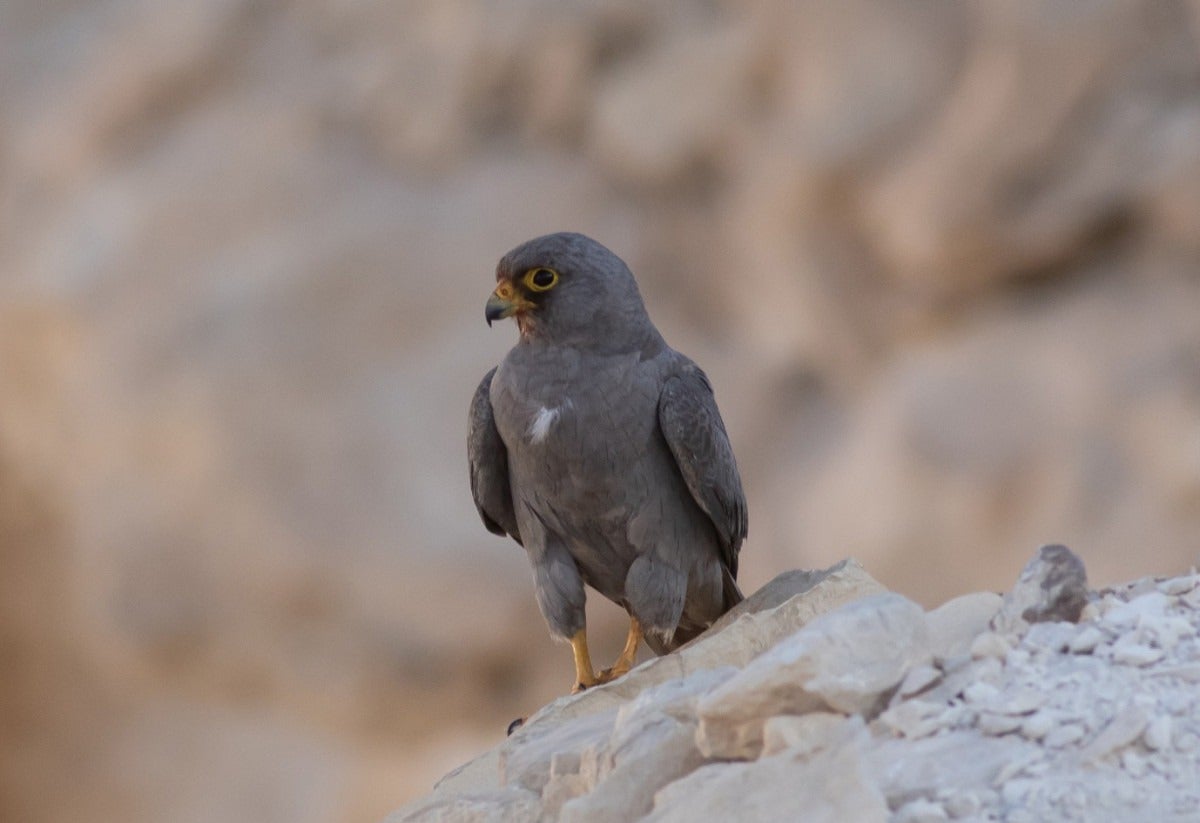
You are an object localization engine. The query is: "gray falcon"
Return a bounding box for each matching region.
[468,232,747,692]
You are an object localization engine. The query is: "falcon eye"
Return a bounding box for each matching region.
[524,268,559,292]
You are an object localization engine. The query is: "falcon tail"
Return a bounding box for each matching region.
[721,564,744,611]
[645,566,745,655]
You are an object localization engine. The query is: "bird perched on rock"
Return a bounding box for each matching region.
[468,232,747,693]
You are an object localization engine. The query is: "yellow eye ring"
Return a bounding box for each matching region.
[523,267,559,292]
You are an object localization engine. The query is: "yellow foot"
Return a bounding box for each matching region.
[568,618,644,692]
[597,616,643,684]
[570,629,599,694]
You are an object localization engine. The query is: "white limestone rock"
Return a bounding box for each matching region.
[392,564,1200,823]
[1159,576,1199,596]
[387,788,541,823]
[1068,625,1106,654]
[970,631,1013,660]
[696,593,930,758]
[560,712,703,823]
[1143,715,1173,751]
[1080,706,1150,762]
[926,591,1003,660]
[992,544,1089,634]
[895,663,943,699]
[521,559,888,735]
[498,708,617,793]
[646,721,888,823]
[430,749,502,798]
[760,712,848,757]
[893,798,949,823]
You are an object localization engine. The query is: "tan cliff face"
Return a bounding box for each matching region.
[2,1,1200,822]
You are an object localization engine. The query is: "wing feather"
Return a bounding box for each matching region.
[468,368,522,545]
[657,362,746,577]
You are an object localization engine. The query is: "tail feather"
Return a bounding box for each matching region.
[721,564,744,611]
[645,565,744,655]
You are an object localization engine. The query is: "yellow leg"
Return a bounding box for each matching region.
[599,616,643,682]
[570,629,599,694]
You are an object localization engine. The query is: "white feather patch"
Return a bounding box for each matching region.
[528,406,560,443]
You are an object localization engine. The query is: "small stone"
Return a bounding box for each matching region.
[1044,723,1086,748]
[993,544,1089,633]
[1021,621,1077,654]
[1144,616,1195,650]
[925,592,1003,660]
[897,664,943,698]
[1081,706,1149,761]
[1121,749,1147,777]
[1152,663,1200,682]
[1143,715,1172,751]
[894,799,949,823]
[1111,642,1165,667]
[1124,577,1162,598]
[992,753,1042,786]
[1020,711,1057,740]
[963,681,1001,705]
[939,791,980,819]
[1157,575,1199,596]
[977,712,1023,736]
[878,700,949,740]
[1102,592,1173,628]
[1068,626,1106,654]
[969,632,1012,660]
[994,687,1046,716]
[1001,779,1031,806]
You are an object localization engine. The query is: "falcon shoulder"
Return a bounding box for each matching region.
[468,367,522,546]
[657,360,747,576]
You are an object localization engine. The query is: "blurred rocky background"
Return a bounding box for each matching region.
[0,1,1197,821]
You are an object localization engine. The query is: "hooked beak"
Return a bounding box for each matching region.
[485,281,533,326]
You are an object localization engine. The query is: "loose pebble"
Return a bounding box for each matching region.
[1020,711,1058,740]
[963,681,1001,704]
[970,632,1012,660]
[898,664,944,698]
[1044,723,1087,748]
[1068,626,1105,654]
[1122,749,1147,777]
[939,791,980,818]
[1158,576,1199,596]
[1111,642,1165,667]
[1144,716,1172,751]
[1102,593,1173,628]
[996,687,1046,715]
[977,712,1023,735]
[894,799,949,823]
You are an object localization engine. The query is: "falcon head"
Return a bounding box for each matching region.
[486,232,658,350]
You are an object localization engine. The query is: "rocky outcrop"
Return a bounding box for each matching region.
[391,548,1200,822]
[4,1,1200,821]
